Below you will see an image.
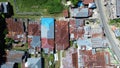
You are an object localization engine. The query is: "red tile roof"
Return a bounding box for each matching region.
[41,38,54,50]
[83,0,94,5]
[55,20,69,50]
[28,22,40,36]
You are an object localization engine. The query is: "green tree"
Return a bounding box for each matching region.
[70,0,78,5]
[0,14,7,65]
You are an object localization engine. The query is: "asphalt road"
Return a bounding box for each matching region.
[95,0,120,62]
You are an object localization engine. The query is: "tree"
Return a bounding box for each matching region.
[0,14,7,67]
[70,0,78,5]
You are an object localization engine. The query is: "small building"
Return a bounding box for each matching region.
[6,50,24,63]
[0,2,9,13]
[88,2,96,9]
[55,20,69,50]
[0,2,13,17]
[6,18,26,44]
[114,29,120,37]
[116,0,120,17]
[62,48,77,68]
[1,62,15,68]
[41,18,54,53]
[25,58,42,68]
[27,21,41,53]
[77,38,92,50]
[83,0,94,5]
[69,19,85,40]
[78,49,111,68]
[70,8,89,18]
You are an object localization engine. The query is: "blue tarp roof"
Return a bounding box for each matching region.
[41,18,54,29]
[41,18,54,39]
[78,1,84,7]
[30,36,40,48]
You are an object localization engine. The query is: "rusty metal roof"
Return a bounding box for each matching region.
[80,50,110,67]
[55,20,69,50]
[28,22,40,36]
[83,0,94,5]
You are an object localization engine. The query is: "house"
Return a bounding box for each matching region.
[62,48,77,68]
[116,0,120,17]
[41,18,54,53]
[0,2,9,13]
[24,58,42,68]
[88,2,96,9]
[83,0,94,5]
[78,48,111,68]
[1,62,15,68]
[77,38,92,50]
[28,22,40,36]
[69,19,85,40]
[55,20,69,50]
[27,22,41,53]
[70,7,89,18]
[6,18,26,43]
[90,25,103,38]
[6,50,24,63]
[0,2,13,17]
[114,29,120,37]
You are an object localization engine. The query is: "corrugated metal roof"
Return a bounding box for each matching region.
[55,20,69,50]
[30,36,41,48]
[28,22,40,36]
[25,58,41,68]
[70,8,89,17]
[79,50,110,67]
[1,62,15,68]
[69,19,85,40]
[116,0,120,17]
[83,0,94,5]
[77,38,92,50]
[6,18,25,41]
[1,2,8,13]
[6,50,24,63]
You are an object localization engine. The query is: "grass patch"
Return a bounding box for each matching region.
[109,19,120,27]
[16,0,64,14]
[42,51,55,68]
[62,51,66,57]
[18,63,21,68]
[12,43,28,51]
[70,41,73,47]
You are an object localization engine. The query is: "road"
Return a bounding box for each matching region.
[95,0,120,62]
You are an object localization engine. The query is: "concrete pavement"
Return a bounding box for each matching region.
[60,50,63,68]
[95,0,120,62]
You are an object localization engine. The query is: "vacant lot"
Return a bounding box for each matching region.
[16,0,64,14]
